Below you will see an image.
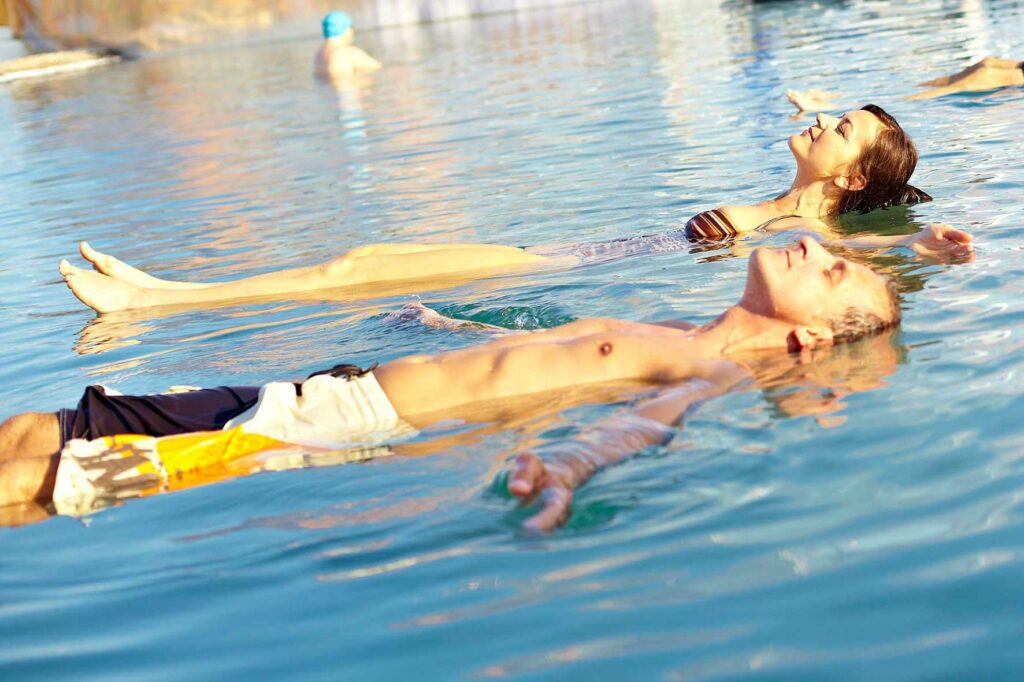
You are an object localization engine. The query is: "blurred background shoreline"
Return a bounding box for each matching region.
[2,0,591,54]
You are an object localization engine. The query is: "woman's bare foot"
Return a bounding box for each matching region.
[79,241,179,289]
[61,259,145,312]
[79,242,210,290]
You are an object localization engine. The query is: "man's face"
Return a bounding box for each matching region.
[742,237,892,330]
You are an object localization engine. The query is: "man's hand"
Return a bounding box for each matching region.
[507,452,575,534]
[908,223,975,261]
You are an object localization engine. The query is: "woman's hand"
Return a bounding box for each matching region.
[908,223,975,261]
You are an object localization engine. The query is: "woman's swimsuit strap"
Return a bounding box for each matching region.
[754,213,802,230]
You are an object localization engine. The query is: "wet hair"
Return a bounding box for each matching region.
[835,104,932,215]
[827,277,902,345]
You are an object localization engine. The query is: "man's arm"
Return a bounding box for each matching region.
[354,47,382,71]
[387,301,698,336]
[503,364,747,533]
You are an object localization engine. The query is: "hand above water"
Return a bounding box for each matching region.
[506,452,576,534]
[907,223,975,261]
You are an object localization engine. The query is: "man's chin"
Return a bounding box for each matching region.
[745,248,773,295]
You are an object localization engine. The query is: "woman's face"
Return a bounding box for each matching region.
[788,110,885,185]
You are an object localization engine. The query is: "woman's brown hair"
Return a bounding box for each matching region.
[835,104,932,214]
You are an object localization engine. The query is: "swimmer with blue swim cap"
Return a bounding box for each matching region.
[322,11,353,39]
[314,10,381,78]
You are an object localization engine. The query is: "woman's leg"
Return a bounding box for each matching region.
[62,243,552,312]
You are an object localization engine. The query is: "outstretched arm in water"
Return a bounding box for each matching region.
[787,57,1023,111]
[909,57,1024,100]
[832,223,974,261]
[504,368,744,533]
[60,240,554,313]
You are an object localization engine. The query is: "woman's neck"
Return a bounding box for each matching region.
[762,175,838,219]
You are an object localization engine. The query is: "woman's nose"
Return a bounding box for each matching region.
[816,113,836,129]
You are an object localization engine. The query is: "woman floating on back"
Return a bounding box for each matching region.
[59,105,972,313]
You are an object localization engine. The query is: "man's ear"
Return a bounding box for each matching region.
[835,173,867,191]
[789,325,835,350]
[788,325,835,363]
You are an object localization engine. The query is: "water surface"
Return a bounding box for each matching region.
[1,0,1023,678]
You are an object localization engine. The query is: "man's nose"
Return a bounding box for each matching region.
[800,235,827,260]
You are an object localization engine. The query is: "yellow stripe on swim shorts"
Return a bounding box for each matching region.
[94,426,294,493]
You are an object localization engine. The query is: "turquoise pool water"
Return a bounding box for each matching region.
[2,0,1024,677]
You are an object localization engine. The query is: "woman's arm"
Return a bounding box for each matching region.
[828,223,974,260]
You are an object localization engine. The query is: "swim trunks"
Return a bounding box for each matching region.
[56,385,260,451]
[51,374,414,516]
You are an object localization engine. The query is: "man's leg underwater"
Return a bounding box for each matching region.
[0,413,61,505]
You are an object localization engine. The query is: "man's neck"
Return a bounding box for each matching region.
[691,305,792,358]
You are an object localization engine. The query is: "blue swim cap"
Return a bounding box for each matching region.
[322,11,353,39]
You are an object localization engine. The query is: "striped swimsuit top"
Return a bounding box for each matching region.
[684,209,801,240]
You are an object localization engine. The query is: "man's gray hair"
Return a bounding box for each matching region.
[827,277,902,345]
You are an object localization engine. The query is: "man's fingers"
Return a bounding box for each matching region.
[522,484,573,534]
[508,453,545,498]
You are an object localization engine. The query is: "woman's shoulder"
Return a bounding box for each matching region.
[686,205,823,239]
[685,205,766,239]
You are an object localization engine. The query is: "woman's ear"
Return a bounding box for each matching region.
[835,173,867,191]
